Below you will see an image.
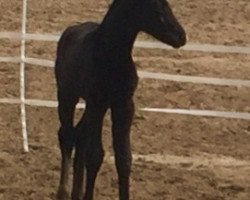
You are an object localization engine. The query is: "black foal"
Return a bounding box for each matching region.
[55,0,186,199]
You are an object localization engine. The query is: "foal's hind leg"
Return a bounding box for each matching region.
[57,92,78,200]
[111,99,134,200]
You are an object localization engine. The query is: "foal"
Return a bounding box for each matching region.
[55,0,186,199]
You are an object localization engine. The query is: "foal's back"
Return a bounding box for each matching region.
[55,22,99,96]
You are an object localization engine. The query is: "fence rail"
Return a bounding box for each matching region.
[1,98,250,121]
[1,56,250,88]
[1,31,250,54]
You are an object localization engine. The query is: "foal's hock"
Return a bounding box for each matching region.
[55,0,186,199]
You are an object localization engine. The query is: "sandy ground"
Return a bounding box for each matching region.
[0,0,250,199]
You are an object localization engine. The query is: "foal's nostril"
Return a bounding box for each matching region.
[171,31,186,48]
[172,25,186,45]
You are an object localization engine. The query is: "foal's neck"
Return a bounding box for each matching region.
[96,2,138,58]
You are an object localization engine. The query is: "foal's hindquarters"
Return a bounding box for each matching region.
[55,22,101,200]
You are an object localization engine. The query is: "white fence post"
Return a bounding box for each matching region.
[20,0,29,152]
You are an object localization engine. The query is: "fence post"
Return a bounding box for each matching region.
[20,0,29,152]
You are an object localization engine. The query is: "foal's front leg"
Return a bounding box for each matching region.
[111,99,134,200]
[72,101,107,200]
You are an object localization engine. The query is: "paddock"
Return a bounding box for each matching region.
[0,0,250,199]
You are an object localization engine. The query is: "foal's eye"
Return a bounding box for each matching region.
[152,1,165,15]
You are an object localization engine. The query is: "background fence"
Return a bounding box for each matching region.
[1,0,250,152]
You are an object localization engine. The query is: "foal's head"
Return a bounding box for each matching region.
[128,0,186,48]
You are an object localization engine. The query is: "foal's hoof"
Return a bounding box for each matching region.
[57,189,70,200]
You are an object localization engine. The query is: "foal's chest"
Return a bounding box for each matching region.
[82,59,138,101]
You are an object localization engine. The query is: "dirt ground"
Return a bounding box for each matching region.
[0,0,250,199]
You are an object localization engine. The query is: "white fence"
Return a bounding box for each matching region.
[1,0,250,152]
